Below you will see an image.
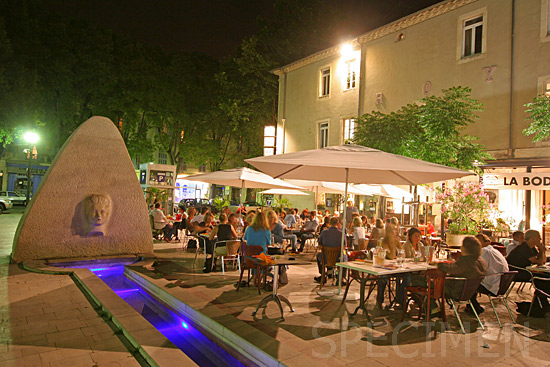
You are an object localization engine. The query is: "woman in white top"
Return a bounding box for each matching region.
[351,217,366,250]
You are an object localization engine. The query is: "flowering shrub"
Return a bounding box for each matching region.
[436,181,495,235]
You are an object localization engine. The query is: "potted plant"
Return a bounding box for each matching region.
[436,181,495,247]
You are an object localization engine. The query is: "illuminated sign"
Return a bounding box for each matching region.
[483,173,550,190]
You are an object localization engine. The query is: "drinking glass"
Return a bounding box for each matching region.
[396,249,405,267]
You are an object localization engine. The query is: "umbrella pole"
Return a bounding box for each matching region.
[315,186,319,213]
[338,168,349,295]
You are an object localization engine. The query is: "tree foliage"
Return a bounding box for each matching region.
[353,86,491,170]
[523,94,550,142]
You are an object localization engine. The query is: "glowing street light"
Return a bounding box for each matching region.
[23,131,39,205]
[340,42,354,58]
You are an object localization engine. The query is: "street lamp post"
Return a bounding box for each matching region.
[23,132,39,206]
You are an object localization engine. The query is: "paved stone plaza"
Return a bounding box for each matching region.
[1,207,549,366]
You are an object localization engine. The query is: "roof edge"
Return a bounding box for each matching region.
[271,0,478,75]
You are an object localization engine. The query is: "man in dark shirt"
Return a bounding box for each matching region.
[507,229,546,281]
[507,229,549,309]
[314,217,346,283]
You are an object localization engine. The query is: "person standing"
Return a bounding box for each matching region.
[345,200,359,226]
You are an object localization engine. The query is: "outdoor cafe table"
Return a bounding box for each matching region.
[527,264,550,274]
[246,256,310,321]
[336,260,435,324]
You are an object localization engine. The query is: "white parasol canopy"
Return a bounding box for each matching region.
[184,167,304,190]
[284,179,366,195]
[246,144,471,185]
[184,167,304,206]
[245,144,471,294]
[260,188,309,196]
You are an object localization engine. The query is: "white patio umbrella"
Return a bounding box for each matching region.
[184,167,305,206]
[245,144,472,294]
[260,188,309,196]
[351,184,387,197]
[283,179,366,212]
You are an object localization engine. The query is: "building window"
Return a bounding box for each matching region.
[319,122,329,148]
[199,164,207,172]
[343,118,355,142]
[547,0,550,36]
[158,152,167,165]
[320,68,330,97]
[345,60,356,90]
[462,15,483,57]
[544,81,550,97]
[263,125,276,156]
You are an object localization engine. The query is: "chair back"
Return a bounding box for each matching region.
[225,240,241,257]
[357,238,366,251]
[367,240,377,250]
[425,268,446,299]
[321,246,341,267]
[149,214,155,229]
[242,244,264,268]
[491,243,507,257]
[496,271,518,296]
[457,277,484,301]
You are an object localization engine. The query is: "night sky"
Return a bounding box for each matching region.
[48,0,442,59]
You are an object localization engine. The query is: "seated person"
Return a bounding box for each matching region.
[297,212,320,252]
[437,236,487,300]
[351,217,366,250]
[377,225,408,308]
[243,211,271,255]
[319,216,330,232]
[403,227,422,259]
[173,206,187,234]
[470,234,509,314]
[314,217,347,283]
[150,203,177,242]
[191,206,209,231]
[506,230,524,257]
[507,229,550,309]
[284,209,297,229]
[426,221,436,236]
[210,213,239,257]
[370,218,385,243]
[267,210,297,252]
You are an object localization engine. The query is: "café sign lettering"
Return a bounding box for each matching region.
[483,173,550,190]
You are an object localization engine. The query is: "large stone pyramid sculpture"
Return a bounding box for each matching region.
[12,116,153,261]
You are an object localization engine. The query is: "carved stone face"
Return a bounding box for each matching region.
[83,194,112,236]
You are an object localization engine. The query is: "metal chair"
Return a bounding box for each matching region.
[483,271,518,327]
[446,277,485,334]
[401,269,447,328]
[236,244,265,295]
[319,245,341,289]
[508,264,533,295]
[528,276,550,317]
[149,214,164,240]
[216,240,241,275]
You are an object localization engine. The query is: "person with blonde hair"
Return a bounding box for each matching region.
[382,224,401,260]
[371,218,384,242]
[377,224,407,308]
[351,216,366,250]
[267,210,297,252]
[243,211,271,254]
